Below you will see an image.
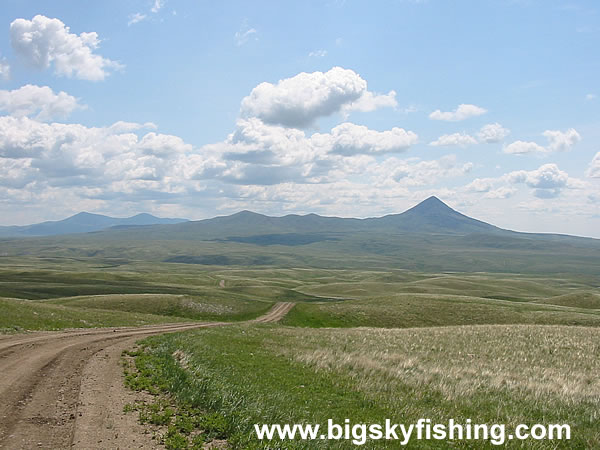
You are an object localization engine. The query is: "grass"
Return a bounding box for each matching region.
[534,292,600,309]
[2,220,600,274]
[1,262,598,332]
[130,324,600,448]
[49,293,273,322]
[0,297,188,332]
[281,294,600,328]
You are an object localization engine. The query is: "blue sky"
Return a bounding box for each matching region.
[0,0,599,237]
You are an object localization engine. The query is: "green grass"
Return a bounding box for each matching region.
[0,297,188,332]
[49,293,272,322]
[130,324,600,448]
[1,262,598,331]
[534,292,600,309]
[281,294,600,328]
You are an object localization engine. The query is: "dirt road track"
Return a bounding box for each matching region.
[0,302,294,449]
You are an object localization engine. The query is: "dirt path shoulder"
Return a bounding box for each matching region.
[0,302,293,449]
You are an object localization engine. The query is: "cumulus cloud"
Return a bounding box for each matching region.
[465,178,495,193]
[477,123,510,143]
[0,67,469,218]
[507,163,571,198]
[341,90,397,115]
[504,128,580,155]
[317,123,417,156]
[0,116,188,187]
[379,155,473,187]
[429,104,487,121]
[0,85,84,121]
[429,132,477,147]
[543,128,581,152]
[587,152,600,178]
[485,186,516,199]
[462,163,585,201]
[503,140,546,155]
[240,67,367,128]
[508,164,569,189]
[10,15,122,81]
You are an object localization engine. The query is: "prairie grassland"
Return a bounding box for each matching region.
[1,260,598,331]
[0,297,188,333]
[282,293,600,328]
[49,293,272,322]
[534,292,600,309]
[133,324,600,448]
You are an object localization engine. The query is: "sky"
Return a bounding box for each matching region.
[0,0,599,237]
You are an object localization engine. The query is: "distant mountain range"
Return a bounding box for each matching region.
[2,197,598,274]
[140,196,503,239]
[0,212,188,237]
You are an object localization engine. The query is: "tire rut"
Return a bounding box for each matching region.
[0,302,294,449]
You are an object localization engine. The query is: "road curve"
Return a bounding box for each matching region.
[0,302,294,449]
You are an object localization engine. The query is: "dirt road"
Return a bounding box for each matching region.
[0,302,294,449]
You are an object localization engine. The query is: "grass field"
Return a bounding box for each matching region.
[1,255,599,448]
[49,294,273,322]
[281,294,600,328]
[1,261,598,332]
[127,324,600,448]
[0,297,189,333]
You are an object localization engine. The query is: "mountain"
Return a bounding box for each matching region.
[0,212,188,237]
[2,197,598,274]
[366,196,500,234]
[126,196,500,239]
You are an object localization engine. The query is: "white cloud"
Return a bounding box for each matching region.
[462,163,587,202]
[429,133,477,147]
[138,132,192,156]
[586,93,596,101]
[542,128,581,152]
[151,0,165,13]
[484,186,516,199]
[587,152,600,178]
[341,90,397,115]
[503,140,547,155]
[10,15,122,81]
[504,128,580,155]
[235,20,258,46]
[0,58,9,81]
[240,67,367,128]
[0,85,84,121]
[308,49,327,58]
[465,178,495,193]
[429,104,487,121]
[477,123,510,143]
[377,155,473,187]
[507,163,571,198]
[109,121,157,133]
[0,116,187,186]
[317,122,418,156]
[128,13,147,26]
